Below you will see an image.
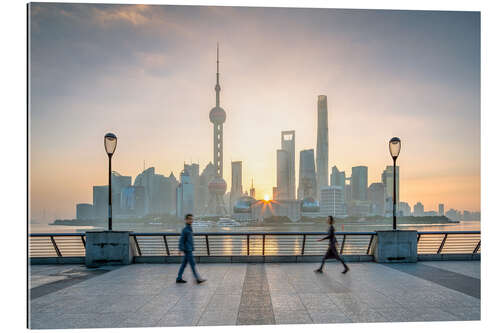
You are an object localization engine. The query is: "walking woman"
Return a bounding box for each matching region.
[315,216,349,274]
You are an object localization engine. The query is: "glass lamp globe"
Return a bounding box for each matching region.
[104,133,117,156]
[389,137,401,159]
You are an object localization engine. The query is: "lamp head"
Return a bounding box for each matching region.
[389,137,401,160]
[104,133,117,156]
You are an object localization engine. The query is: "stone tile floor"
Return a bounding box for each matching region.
[28,261,480,329]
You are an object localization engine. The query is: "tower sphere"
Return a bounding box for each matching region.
[208,177,227,195]
[210,106,226,124]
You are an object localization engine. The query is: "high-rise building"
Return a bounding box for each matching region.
[316,95,329,199]
[351,166,368,201]
[207,44,228,215]
[76,203,93,220]
[111,172,131,195]
[382,165,400,214]
[276,149,290,200]
[230,161,243,210]
[413,202,424,216]
[297,149,317,200]
[92,186,108,219]
[345,184,352,203]
[276,130,295,200]
[319,186,346,217]
[367,182,385,216]
[176,170,194,218]
[183,163,200,213]
[445,209,459,221]
[134,167,156,214]
[438,203,444,216]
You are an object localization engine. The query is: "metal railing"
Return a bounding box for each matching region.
[29,230,480,258]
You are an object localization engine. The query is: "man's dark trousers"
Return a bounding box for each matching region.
[177,251,200,280]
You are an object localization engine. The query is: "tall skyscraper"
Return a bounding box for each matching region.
[276,149,290,200]
[230,161,243,209]
[282,130,296,199]
[438,203,444,216]
[316,95,329,197]
[207,44,227,215]
[351,166,368,201]
[298,149,317,200]
[330,166,346,200]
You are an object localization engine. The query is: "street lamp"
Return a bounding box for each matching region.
[104,133,117,231]
[389,137,401,230]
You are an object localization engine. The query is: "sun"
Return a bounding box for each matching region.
[264,194,270,202]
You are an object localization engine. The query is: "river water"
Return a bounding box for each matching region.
[29,220,481,234]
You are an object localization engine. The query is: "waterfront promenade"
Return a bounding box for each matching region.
[29,261,480,329]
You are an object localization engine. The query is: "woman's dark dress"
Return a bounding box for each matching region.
[318,225,348,271]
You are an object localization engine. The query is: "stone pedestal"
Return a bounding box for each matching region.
[85,231,133,267]
[373,230,418,263]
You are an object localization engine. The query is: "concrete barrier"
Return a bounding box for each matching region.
[373,230,418,263]
[85,231,133,267]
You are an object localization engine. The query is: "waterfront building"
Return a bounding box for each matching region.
[251,199,301,222]
[330,166,346,194]
[399,201,411,216]
[367,182,385,216]
[176,170,194,218]
[382,165,400,214]
[445,209,459,221]
[351,166,368,201]
[439,203,445,216]
[316,95,329,198]
[92,185,108,219]
[347,200,371,217]
[297,149,317,200]
[319,186,346,217]
[76,203,93,220]
[413,202,424,216]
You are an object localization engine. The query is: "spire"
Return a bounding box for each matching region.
[215,43,221,107]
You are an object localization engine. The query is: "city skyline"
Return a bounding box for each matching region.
[29,4,480,221]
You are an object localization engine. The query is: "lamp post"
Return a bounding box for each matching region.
[104,133,117,231]
[389,137,401,230]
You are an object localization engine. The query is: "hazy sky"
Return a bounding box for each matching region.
[29,3,480,221]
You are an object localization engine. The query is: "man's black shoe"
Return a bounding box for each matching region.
[314,268,323,273]
[196,278,207,284]
[342,267,349,274]
[176,278,187,283]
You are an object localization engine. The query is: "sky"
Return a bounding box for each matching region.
[29,3,480,221]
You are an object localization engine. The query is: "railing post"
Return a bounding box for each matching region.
[50,236,62,257]
[366,234,374,255]
[133,235,142,256]
[301,234,306,255]
[473,240,481,254]
[162,235,170,256]
[340,234,346,254]
[247,234,250,256]
[437,233,448,254]
[262,234,265,256]
[80,235,86,247]
[205,235,210,256]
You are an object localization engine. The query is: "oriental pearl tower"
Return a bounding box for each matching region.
[207,44,228,216]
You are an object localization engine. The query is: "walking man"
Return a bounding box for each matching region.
[315,216,349,274]
[176,214,206,284]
